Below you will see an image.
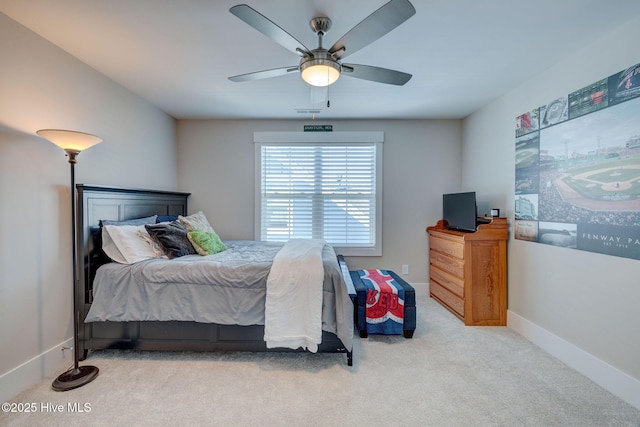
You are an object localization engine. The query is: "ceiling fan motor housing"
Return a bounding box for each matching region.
[299,16,341,87]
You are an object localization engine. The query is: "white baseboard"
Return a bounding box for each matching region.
[0,338,74,402]
[508,310,640,410]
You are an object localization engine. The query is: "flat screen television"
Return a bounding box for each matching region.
[442,191,478,232]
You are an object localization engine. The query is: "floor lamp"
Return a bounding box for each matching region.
[37,129,101,391]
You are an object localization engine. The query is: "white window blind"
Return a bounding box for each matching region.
[255,133,382,256]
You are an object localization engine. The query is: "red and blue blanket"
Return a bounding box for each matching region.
[358,269,404,335]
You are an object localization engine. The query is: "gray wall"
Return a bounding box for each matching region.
[177,119,462,283]
[462,14,640,407]
[0,13,177,400]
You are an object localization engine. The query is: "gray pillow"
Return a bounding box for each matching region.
[101,215,158,226]
[144,221,196,259]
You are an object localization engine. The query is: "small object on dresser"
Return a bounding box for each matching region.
[490,208,500,217]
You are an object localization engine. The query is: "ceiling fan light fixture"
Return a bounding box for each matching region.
[300,58,340,87]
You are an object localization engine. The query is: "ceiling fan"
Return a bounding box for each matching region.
[228,0,416,88]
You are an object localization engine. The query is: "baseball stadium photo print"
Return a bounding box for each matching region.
[515,62,640,260]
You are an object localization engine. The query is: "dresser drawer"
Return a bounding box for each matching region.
[429,234,464,259]
[430,249,464,278]
[430,265,464,297]
[430,281,464,318]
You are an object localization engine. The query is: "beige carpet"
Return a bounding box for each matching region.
[2,287,639,427]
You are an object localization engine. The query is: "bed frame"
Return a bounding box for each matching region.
[76,184,355,365]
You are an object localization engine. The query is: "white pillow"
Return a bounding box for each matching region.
[178,211,215,233]
[102,225,161,264]
[136,230,168,259]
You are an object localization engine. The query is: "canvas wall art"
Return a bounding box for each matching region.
[515,62,640,260]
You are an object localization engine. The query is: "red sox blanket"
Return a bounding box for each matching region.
[358,269,404,335]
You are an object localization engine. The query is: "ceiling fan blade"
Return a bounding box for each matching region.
[229,66,299,82]
[341,64,412,85]
[230,4,309,55]
[329,0,416,60]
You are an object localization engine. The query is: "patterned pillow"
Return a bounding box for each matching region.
[145,221,197,259]
[178,211,215,233]
[187,229,227,256]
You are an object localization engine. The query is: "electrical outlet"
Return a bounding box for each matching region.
[402,264,409,275]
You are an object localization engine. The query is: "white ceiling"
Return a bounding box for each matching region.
[2,0,640,120]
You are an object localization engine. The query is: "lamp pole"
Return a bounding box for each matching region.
[50,149,99,391]
[68,150,79,371]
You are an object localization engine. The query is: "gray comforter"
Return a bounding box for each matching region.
[85,240,353,350]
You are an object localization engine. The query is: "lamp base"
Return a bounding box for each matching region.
[52,365,99,391]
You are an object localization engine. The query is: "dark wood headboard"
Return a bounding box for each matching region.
[76,184,190,304]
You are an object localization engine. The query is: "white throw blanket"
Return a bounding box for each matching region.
[264,239,326,352]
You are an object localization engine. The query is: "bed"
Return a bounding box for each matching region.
[76,184,355,365]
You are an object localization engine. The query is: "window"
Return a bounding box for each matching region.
[255,132,382,256]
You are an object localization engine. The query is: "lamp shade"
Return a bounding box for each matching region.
[37,129,102,152]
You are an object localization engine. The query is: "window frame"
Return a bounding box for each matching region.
[254,131,383,256]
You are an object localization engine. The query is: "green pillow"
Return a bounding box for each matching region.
[187,229,227,256]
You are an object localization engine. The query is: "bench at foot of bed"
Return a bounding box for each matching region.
[350,269,416,339]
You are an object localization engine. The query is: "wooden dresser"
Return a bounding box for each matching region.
[426,218,508,326]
